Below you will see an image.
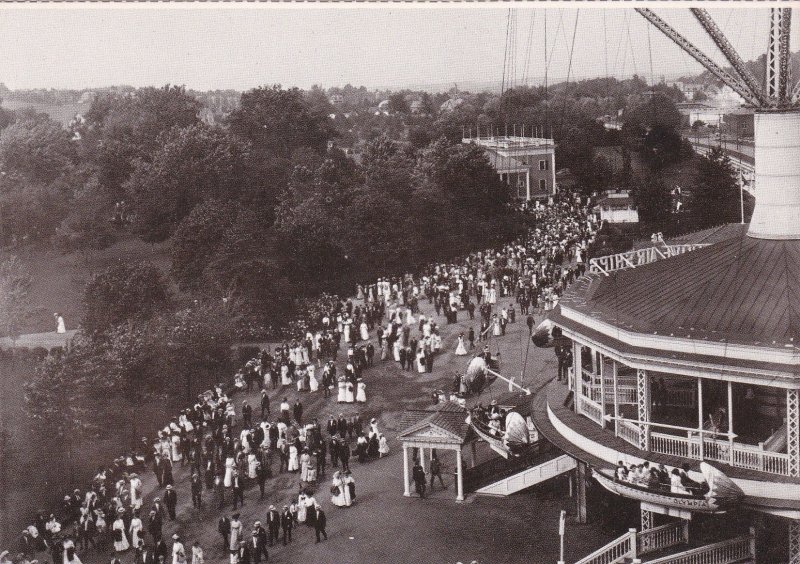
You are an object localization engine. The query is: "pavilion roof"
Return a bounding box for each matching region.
[397,402,472,443]
[563,230,800,351]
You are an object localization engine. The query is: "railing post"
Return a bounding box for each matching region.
[630,528,639,559]
[682,520,690,545]
[749,527,756,561]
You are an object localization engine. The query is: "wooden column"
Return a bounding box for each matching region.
[469,441,477,468]
[599,353,606,427]
[728,381,735,464]
[575,462,588,524]
[637,369,651,451]
[419,445,426,470]
[612,360,620,436]
[790,519,800,564]
[403,445,411,496]
[571,340,580,394]
[455,447,464,502]
[788,389,799,477]
[698,379,705,460]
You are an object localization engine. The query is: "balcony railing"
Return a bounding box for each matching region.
[643,531,754,564]
[589,244,708,275]
[578,395,604,426]
[650,430,790,476]
[618,419,641,448]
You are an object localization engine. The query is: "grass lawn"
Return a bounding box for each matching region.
[7,237,171,335]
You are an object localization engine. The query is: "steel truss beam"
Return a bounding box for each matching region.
[635,8,762,107]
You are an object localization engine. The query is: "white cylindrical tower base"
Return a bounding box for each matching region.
[748,110,800,240]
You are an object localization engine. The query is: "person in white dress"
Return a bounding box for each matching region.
[129,473,142,510]
[356,380,367,403]
[112,511,130,552]
[308,365,319,392]
[288,444,299,472]
[281,364,292,386]
[359,322,369,342]
[493,316,502,336]
[55,313,66,334]
[378,434,389,457]
[369,418,380,438]
[170,433,182,463]
[416,350,426,373]
[224,456,235,488]
[337,379,347,403]
[455,334,468,356]
[172,534,186,564]
[330,471,352,507]
[62,538,82,564]
[129,512,143,549]
[345,381,355,403]
[191,542,204,564]
[393,339,402,362]
[247,452,258,480]
[296,493,308,524]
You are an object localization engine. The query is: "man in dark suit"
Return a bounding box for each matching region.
[218,515,231,551]
[314,506,328,543]
[163,485,177,521]
[280,505,293,546]
[231,470,245,509]
[147,509,163,543]
[248,528,268,563]
[237,540,250,564]
[154,538,168,563]
[139,541,156,564]
[190,473,202,508]
[339,438,351,472]
[398,346,407,370]
[326,416,337,437]
[337,414,348,437]
[266,506,280,547]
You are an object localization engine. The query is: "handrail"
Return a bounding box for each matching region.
[643,532,754,564]
[637,521,689,556]
[463,440,552,492]
[574,529,636,564]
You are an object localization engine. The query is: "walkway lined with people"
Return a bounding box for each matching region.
[2,197,598,564]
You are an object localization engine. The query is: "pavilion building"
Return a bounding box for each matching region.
[534,110,800,562]
[463,132,556,201]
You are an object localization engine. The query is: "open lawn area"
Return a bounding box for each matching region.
[6,238,170,335]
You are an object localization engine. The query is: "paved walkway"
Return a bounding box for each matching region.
[54,297,615,564]
[0,329,77,351]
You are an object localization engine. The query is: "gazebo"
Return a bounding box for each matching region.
[397,402,473,501]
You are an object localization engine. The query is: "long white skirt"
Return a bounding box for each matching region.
[309,374,319,392]
[356,383,366,403]
[337,382,347,402]
[455,338,468,356]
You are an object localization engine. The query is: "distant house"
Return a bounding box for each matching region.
[376,100,390,115]
[593,190,639,223]
[409,100,424,114]
[329,94,344,105]
[440,98,464,113]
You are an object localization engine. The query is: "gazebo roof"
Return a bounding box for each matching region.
[397,402,472,444]
[563,230,800,350]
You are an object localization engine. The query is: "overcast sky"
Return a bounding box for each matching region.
[0,4,795,92]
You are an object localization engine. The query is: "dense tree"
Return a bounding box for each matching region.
[0,255,33,341]
[170,199,241,290]
[690,147,741,228]
[387,93,410,115]
[79,85,201,197]
[53,179,117,257]
[82,261,171,336]
[125,123,249,242]
[229,85,334,159]
[633,174,673,224]
[0,112,75,183]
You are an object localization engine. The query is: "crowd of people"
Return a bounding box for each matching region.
[614,460,709,497]
[2,195,596,564]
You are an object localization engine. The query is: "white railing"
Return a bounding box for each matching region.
[637,521,689,556]
[574,529,636,564]
[589,244,708,275]
[618,419,641,447]
[575,522,690,564]
[651,432,693,459]
[644,531,754,564]
[578,395,604,426]
[648,430,791,477]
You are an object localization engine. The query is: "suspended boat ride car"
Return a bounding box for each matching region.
[591,462,744,514]
[467,407,532,459]
[462,356,499,396]
[531,318,571,348]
